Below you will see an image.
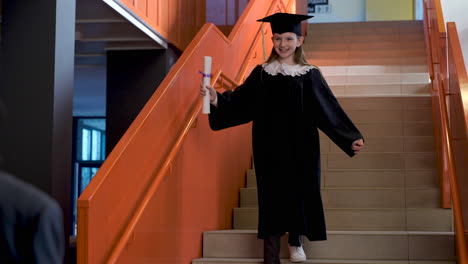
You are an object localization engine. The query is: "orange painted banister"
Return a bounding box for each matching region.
[447,23,468,140]
[425,1,468,259]
[437,72,468,263]
[424,0,451,209]
[106,70,238,264]
[446,24,468,263]
[423,1,434,81]
[77,0,304,263]
[213,71,242,90]
[434,0,448,86]
[433,0,446,36]
[424,0,447,83]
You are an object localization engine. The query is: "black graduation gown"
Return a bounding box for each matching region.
[209,64,363,241]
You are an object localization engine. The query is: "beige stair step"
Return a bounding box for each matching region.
[368,108,431,122]
[307,29,424,39]
[307,22,423,33]
[240,188,440,209]
[311,57,427,67]
[321,136,435,153]
[320,65,429,75]
[324,169,438,189]
[352,122,433,137]
[308,39,425,48]
[203,230,454,260]
[324,73,429,86]
[348,49,426,58]
[305,41,426,51]
[314,108,432,124]
[323,152,436,170]
[246,169,256,188]
[328,84,431,97]
[193,259,455,264]
[233,208,452,231]
[307,24,422,33]
[307,28,424,36]
[338,96,432,110]
[247,169,439,189]
[308,28,423,33]
[307,50,426,60]
[307,35,424,44]
[319,122,434,137]
[308,20,422,28]
[334,97,431,110]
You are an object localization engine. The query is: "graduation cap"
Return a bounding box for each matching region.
[257,13,313,36]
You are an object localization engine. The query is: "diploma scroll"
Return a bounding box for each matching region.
[202,56,212,114]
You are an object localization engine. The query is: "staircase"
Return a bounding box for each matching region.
[193,21,454,264]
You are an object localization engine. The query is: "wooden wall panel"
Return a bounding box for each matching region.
[146,0,158,29]
[117,0,205,50]
[135,0,148,17]
[160,0,169,38]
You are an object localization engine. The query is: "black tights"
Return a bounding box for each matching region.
[264,235,280,264]
[288,232,302,246]
[263,233,302,264]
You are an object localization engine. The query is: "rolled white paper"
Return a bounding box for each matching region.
[202,56,212,114]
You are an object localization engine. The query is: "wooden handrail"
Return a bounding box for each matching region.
[423,2,434,81]
[433,0,446,35]
[447,23,468,138]
[213,71,242,91]
[424,0,451,209]
[77,0,301,263]
[106,70,239,263]
[425,0,468,260]
[424,0,446,82]
[105,68,243,263]
[110,69,240,262]
[446,25,468,261]
[434,0,448,88]
[437,73,468,263]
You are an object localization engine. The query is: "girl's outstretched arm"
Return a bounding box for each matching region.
[205,65,263,131]
[309,68,364,156]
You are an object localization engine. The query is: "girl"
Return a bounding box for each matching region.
[200,13,364,264]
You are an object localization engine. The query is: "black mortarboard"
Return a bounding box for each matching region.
[257,13,313,36]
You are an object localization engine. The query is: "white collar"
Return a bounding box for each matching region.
[262,60,315,77]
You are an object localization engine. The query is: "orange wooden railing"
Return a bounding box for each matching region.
[77,0,305,263]
[432,71,468,264]
[446,22,468,262]
[424,0,468,262]
[423,0,451,209]
[424,0,447,82]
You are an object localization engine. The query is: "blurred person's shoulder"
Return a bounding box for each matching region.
[0,170,61,218]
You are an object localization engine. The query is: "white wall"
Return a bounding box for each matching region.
[73,66,106,117]
[414,0,424,20]
[441,0,468,74]
[308,0,366,23]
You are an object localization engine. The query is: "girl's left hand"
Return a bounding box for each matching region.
[352,139,364,154]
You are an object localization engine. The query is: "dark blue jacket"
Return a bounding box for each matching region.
[0,170,64,263]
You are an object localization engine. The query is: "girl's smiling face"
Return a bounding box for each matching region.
[272,32,304,64]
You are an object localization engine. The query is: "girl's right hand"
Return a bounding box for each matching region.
[200,84,217,103]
